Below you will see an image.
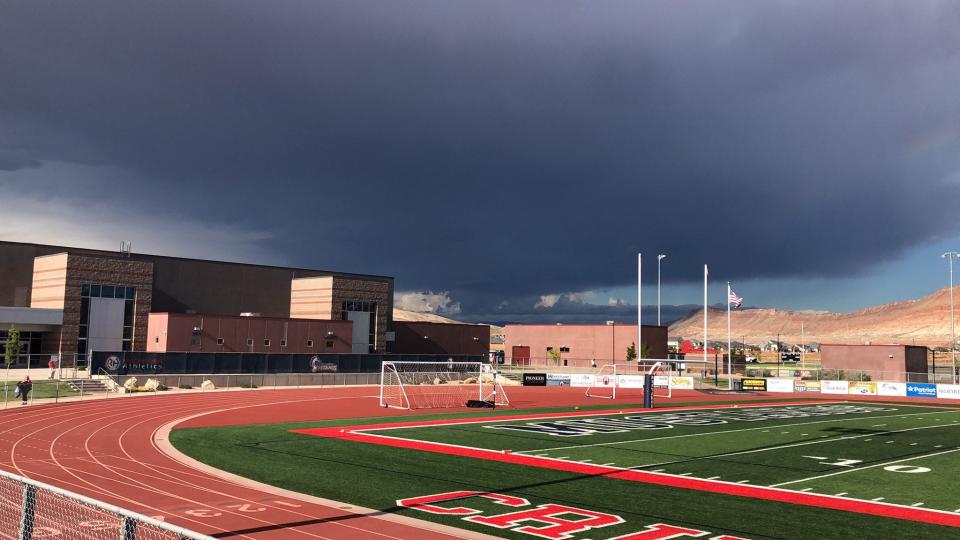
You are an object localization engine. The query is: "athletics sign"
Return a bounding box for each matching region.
[399,490,749,539]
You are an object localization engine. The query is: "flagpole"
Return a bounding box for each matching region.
[637,253,642,364]
[703,264,708,375]
[727,281,733,390]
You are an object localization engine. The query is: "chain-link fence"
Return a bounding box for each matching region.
[0,468,212,540]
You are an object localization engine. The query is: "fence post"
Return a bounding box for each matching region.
[19,483,36,540]
[120,516,137,540]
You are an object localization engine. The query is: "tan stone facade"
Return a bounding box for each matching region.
[31,253,153,364]
[290,276,390,352]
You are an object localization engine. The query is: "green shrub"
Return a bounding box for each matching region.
[178,384,193,389]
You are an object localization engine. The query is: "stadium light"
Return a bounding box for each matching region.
[942,252,960,383]
[657,254,667,326]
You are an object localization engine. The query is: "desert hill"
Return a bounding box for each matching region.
[392,308,504,334]
[668,286,955,347]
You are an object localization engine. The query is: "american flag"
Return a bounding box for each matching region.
[728,289,743,308]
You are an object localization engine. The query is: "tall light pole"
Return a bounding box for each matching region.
[943,252,959,383]
[657,254,667,326]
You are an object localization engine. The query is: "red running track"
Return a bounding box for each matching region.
[0,386,952,539]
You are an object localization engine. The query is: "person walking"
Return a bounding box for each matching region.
[15,376,32,405]
[48,356,58,379]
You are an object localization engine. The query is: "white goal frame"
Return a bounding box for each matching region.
[379,361,510,410]
[585,361,673,399]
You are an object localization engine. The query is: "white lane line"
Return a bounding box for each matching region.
[737,480,750,484]
[910,443,918,446]
[580,459,593,463]
[872,424,887,427]
[707,476,721,480]
[512,410,960,454]
[800,488,813,492]
[650,468,666,472]
[873,497,885,502]
[885,441,895,444]
[678,472,693,476]
[600,463,616,466]
[835,492,848,497]
[769,446,960,487]
[912,503,925,507]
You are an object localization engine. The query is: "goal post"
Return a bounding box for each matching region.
[585,361,674,400]
[379,361,510,410]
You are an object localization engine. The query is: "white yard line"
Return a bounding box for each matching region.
[769,446,960,487]
[619,422,960,473]
[511,409,960,455]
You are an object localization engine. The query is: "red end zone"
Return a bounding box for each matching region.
[293,400,960,528]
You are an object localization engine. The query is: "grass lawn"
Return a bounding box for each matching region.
[0,380,80,400]
[172,399,960,539]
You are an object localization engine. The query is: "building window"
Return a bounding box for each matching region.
[216,338,224,346]
[280,339,287,347]
[246,339,254,346]
[263,339,270,347]
[155,337,159,343]
[560,347,570,353]
[306,339,314,348]
[326,340,334,348]
[78,283,137,363]
[191,336,201,346]
[341,300,378,353]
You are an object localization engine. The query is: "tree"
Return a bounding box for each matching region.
[4,326,20,367]
[640,343,651,360]
[625,342,638,362]
[547,347,561,365]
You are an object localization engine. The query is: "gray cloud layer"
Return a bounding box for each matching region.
[2,1,960,319]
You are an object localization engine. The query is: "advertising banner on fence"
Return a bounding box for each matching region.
[653,375,670,387]
[740,378,767,391]
[936,384,960,399]
[669,376,694,390]
[820,380,849,394]
[546,373,571,387]
[848,382,878,396]
[522,373,547,386]
[877,382,907,397]
[906,383,938,398]
[570,374,597,387]
[794,380,821,393]
[617,375,645,388]
[766,378,794,393]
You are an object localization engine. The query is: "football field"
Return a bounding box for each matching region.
[305,402,960,517]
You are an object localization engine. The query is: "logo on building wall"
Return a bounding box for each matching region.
[105,355,121,371]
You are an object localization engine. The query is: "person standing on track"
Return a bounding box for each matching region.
[15,376,32,405]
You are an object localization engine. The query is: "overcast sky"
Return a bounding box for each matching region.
[2,1,960,323]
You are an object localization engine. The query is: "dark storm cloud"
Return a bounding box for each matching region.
[3,1,960,319]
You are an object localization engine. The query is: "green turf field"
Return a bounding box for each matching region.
[172,400,960,539]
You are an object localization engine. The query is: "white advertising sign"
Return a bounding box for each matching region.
[765,378,794,393]
[653,375,670,387]
[669,376,694,390]
[877,382,907,397]
[936,384,960,400]
[570,374,597,388]
[820,380,850,394]
[616,375,645,389]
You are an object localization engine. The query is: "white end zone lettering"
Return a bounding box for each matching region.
[399,491,749,539]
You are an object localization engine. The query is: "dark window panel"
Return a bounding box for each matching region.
[90,285,101,297]
[101,285,114,298]
[81,284,90,296]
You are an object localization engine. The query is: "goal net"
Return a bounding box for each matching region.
[585,362,672,399]
[379,361,510,410]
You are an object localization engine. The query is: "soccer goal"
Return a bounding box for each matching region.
[379,361,510,410]
[585,361,672,399]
